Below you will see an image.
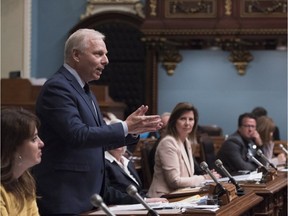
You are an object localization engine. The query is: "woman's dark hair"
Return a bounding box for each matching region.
[251,107,267,118]
[166,102,199,143]
[1,107,40,212]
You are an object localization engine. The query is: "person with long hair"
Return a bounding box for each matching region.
[148,102,220,198]
[256,116,286,166]
[1,108,44,215]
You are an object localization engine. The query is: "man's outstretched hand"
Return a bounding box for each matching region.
[125,105,163,135]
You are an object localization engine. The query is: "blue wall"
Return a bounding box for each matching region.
[31,0,287,140]
[158,50,287,140]
[31,0,86,78]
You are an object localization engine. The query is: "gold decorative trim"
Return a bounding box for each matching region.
[229,50,253,75]
[224,0,232,16]
[81,0,145,19]
[165,0,217,18]
[160,46,182,75]
[240,0,287,17]
[149,0,157,16]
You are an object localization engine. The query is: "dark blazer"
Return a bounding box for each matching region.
[103,157,146,205]
[32,66,138,215]
[216,131,265,176]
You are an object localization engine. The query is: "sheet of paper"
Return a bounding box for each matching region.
[205,171,263,183]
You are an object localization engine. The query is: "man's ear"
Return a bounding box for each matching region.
[72,49,80,62]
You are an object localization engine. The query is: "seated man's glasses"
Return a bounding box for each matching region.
[242,125,256,129]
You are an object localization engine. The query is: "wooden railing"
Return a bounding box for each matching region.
[1,78,126,119]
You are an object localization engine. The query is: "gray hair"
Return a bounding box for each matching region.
[64,28,105,63]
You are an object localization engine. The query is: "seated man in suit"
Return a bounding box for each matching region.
[216,112,265,176]
[105,146,168,204]
[104,119,168,205]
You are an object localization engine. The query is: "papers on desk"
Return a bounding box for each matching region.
[278,166,288,172]
[86,195,219,215]
[205,171,263,183]
[107,199,219,211]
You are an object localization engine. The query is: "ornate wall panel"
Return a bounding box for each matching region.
[164,0,217,18]
[240,0,287,17]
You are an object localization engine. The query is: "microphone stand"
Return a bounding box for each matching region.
[213,183,227,197]
[147,210,159,216]
[200,162,227,201]
[126,185,159,216]
[215,159,245,196]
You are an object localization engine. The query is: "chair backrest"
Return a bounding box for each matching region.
[199,134,217,170]
[199,125,223,136]
[140,139,157,190]
[210,136,226,155]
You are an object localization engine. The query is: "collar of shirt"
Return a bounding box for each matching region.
[105,151,129,167]
[63,63,85,88]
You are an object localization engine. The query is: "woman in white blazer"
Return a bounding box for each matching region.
[148,102,221,198]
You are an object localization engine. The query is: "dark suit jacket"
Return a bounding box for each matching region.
[33,66,139,215]
[216,131,265,176]
[103,158,146,205]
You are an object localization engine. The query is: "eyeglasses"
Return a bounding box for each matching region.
[242,125,256,129]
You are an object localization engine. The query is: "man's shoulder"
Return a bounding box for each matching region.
[44,67,70,84]
[225,133,244,145]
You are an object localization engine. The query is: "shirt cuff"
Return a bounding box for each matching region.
[121,121,128,136]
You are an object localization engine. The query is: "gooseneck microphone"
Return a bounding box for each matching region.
[215,159,245,196]
[126,184,159,216]
[279,144,288,154]
[246,152,269,173]
[200,161,226,197]
[256,149,277,171]
[90,194,116,216]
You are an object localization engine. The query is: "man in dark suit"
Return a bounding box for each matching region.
[33,28,162,215]
[104,146,167,205]
[216,113,265,176]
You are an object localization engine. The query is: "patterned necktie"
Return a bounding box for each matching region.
[84,84,99,123]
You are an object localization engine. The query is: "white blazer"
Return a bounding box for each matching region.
[147,135,205,198]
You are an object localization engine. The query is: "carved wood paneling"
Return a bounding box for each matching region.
[164,0,217,18]
[241,0,287,17]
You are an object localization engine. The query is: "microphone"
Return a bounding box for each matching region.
[279,144,288,154]
[256,149,277,171]
[90,194,116,216]
[215,159,245,196]
[200,161,226,197]
[126,184,159,216]
[246,152,268,173]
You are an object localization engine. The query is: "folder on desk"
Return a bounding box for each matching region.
[161,186,206,199]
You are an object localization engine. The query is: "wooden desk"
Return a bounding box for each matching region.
[82,190,263,216]
[184,191,263,216]
[241,172,287,216]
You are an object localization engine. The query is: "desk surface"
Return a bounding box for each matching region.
[81,190,263,216]
[81,173,287,216]
[241,171,287,194]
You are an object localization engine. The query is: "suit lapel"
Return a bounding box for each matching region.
[113,161,140,186]
[128,162,142,188]
[60,67,102,126]
[89,93,103,125]
[180,140,192,176]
